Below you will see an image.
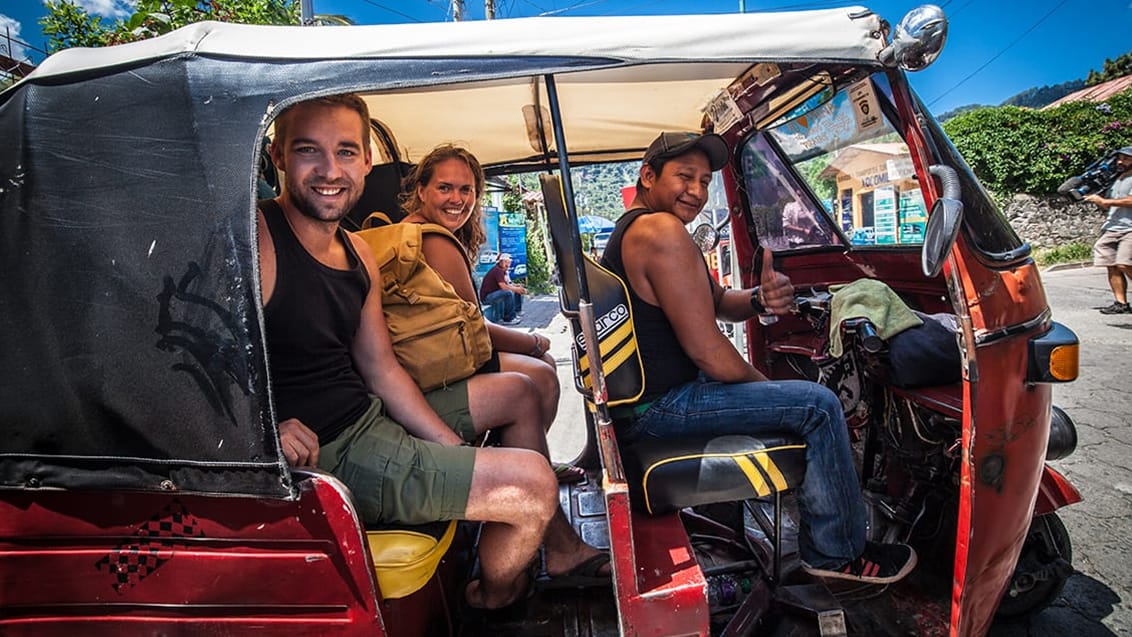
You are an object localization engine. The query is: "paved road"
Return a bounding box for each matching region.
[993,265,1132,637]
[524,264,1131,635]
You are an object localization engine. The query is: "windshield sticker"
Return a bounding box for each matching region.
[848,79,883,134]
[704,88,745,133]
[750,63,781,86]
[769,84,895,161]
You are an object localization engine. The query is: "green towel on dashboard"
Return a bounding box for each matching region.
[828,278,922,357]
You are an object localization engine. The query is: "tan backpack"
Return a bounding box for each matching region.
[355,215,493,392]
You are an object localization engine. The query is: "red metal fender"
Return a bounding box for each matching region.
[1033,464,1082,517]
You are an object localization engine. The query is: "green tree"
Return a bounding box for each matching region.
[40,1,112,51]
[797,154,835,201]
[40,0,299,53]
[1085,51,1132,86]
[500,174,554,293]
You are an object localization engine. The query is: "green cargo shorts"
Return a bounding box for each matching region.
[318,381,476,526]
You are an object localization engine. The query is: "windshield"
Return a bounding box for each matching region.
[740,76,925,251]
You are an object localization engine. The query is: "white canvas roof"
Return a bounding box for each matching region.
[31,8,884,77]
[23,7,888,168]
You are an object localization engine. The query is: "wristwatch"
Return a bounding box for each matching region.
[749,285,766,313]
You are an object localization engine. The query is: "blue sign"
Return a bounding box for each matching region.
[498,211,528,280]
[474,207,501,282]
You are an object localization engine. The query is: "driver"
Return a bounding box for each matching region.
[600,131,917,584]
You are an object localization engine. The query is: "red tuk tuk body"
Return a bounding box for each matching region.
[0,5,1080,636]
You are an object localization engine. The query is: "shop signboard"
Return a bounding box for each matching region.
[899,188,927,244]
[475,206,501,282]
[498,210,529,280]
[873,185,898,245]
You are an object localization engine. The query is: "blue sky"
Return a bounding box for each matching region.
[2,0,1130,114]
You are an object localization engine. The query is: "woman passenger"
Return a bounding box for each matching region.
[400,145,582,483]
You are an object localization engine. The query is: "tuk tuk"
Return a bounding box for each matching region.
[0,5,1080,635]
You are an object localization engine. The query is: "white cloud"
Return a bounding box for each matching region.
[74,0,135,19]
[0,15,26,62]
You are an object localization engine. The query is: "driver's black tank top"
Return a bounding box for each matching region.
[601,208,699,401]
[260,199,371,445]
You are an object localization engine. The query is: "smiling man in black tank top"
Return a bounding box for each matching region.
[599,131,916,585]
[257,94,606,609]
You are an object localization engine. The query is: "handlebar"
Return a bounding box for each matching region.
[846,319,885,354]
[773,289,886,356]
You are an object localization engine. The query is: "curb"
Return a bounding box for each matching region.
[1043,261,1094,273]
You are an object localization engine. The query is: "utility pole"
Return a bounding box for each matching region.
[485,0,495,20]
[452,0,465,21]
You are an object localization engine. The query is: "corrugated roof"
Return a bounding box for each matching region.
[1042,74,1132,110]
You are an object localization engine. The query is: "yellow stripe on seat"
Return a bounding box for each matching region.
[639,445,806,513]
[755,452,790,491]
[733,455,771,498]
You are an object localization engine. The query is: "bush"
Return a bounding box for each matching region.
[943,87,1132,195]
[524,215,554,294]
[1034,241,1092,266]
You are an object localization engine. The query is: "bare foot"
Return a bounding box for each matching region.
[464,570,532,610]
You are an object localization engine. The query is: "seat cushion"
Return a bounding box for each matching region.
[366,519,456,600]
[620,434,806,514]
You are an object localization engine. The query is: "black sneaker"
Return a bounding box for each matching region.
[802,541,917,585]
[1099,301,1131,315]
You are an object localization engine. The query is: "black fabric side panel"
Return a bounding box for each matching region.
[0,59,286,497]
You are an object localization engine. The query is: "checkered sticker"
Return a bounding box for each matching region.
[94,501,206,593]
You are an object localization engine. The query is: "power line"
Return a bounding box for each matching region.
[927,0,1070,107]
[536,0,610,17]
[517,0,550,13]
[358,0,428,22]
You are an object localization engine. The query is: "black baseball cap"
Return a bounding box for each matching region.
[642,131,729,172]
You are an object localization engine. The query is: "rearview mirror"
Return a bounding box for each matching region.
[879,4,949,71]
[921,197,963,277]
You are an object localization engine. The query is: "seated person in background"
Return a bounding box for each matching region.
[399,144,579,482]
[258,95,604,609]
[600,131,917,585]
[479,253,526,325]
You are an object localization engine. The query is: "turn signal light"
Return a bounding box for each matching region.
[1027,322,1079,383]
[1048,345,1078,382]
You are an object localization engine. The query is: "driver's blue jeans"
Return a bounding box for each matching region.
[616,374,866,569]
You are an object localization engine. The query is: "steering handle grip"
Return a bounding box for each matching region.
[842,318,884,354]
[857,321,884,354]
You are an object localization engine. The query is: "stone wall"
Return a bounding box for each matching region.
[1002,194,1105,251]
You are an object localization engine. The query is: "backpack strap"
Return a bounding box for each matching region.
[362,211,394,228]
[417,223,474,272]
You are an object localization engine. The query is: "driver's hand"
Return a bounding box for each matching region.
[279,418,320,467]
[759,249,795,315]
